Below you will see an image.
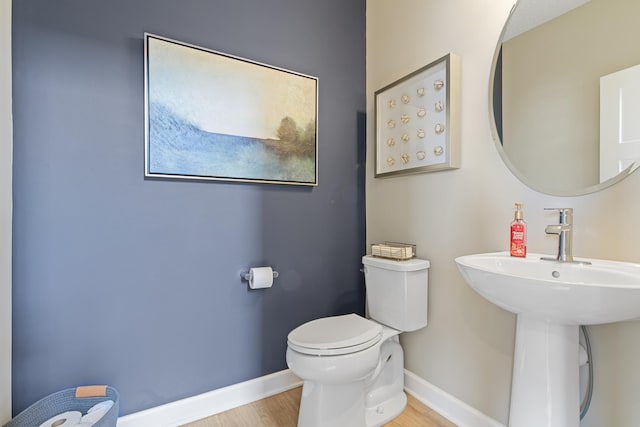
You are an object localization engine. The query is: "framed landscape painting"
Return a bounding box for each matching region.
[144,33,318,186]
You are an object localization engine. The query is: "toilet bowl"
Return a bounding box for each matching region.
[287,314,382,383]
[287,315,405,427]
[286,256,430,427]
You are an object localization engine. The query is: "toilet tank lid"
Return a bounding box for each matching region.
[362,255,430,271]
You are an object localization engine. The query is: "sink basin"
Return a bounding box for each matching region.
[455,252,640,427]
[455,251,640,325]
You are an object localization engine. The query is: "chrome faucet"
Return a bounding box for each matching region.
[542,208,576,263]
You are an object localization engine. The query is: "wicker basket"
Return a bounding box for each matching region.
[370,242,416,261]
[3,386,119,427]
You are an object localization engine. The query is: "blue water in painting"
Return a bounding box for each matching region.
[148,102,315,183]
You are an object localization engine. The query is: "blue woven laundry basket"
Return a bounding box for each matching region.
[3,385,119,427]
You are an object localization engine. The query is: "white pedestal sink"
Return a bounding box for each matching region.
[455,252,640,427]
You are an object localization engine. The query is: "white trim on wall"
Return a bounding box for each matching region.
[0,0,13,423]
[116,370,302,427]
[404,370,506,427]
[116,369,504,427]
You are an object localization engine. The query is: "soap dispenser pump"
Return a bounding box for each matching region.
[510,203,527,257]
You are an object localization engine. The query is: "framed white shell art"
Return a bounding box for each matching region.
[374,53,460,178]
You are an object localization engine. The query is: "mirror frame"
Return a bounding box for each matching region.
[488,1,637,197]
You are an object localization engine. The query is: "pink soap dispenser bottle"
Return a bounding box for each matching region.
[510,202,527,257]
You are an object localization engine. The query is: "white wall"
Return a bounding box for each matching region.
[366,0,640,425]
[0,0,12,423]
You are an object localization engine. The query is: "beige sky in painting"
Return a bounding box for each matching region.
[148,36,317,140]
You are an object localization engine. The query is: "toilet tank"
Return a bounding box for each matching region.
[362,255,430,332]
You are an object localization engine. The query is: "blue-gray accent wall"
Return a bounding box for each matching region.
[12,0,366,416]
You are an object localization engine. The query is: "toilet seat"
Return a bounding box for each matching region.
[288,314,382,356]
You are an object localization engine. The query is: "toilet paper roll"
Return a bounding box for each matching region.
[39,411,82,427]
[249,267,273,289]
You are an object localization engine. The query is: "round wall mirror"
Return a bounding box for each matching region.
[490,0,640,196]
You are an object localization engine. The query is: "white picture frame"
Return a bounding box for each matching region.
[374,53,460,178]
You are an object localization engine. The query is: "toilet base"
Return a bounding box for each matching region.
[296,382,407,427]
[365,391,407,427]
[297,380,367,427]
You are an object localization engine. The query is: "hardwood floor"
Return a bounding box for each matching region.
[183,387,457,427]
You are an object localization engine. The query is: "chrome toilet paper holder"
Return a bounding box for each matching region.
[241,269,279,281]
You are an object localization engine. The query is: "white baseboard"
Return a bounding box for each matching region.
[117,368,504,427]
[404,370,506,427]
[117,369,302,427]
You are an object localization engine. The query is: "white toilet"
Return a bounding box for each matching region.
[286,255,430,427]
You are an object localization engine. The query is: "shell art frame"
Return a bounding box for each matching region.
[374,53,460,178]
